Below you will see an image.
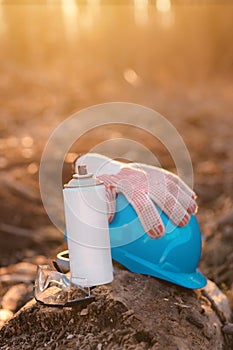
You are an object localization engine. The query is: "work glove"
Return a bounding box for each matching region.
[75,154,198,239]
[98,165,197,239]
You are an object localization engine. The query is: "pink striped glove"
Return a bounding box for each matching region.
[98,165,198,239]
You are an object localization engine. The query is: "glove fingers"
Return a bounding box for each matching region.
[133,164,197,215]
[149,187,191,227]
[133,163,196,199]
[98,166,196,233]
[166,179,198,215]
[165,172,197,200]
[121,190,165,239]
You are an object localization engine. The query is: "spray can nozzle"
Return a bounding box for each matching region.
[77,165,87,175]
[70,165,94,182]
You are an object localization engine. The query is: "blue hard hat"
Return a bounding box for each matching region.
[109,193,207,289]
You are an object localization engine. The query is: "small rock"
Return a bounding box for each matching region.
[80,308,89,316]
[204,279,232,321]
[13,262,37,277]
[67,334,74,340]
[0,261,37,278]
[97,343,102,350]
[68,318,74,325]
[1,283,33,312]
[0,309,13,327]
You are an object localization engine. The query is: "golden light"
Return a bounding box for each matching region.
[79,0,100,31]
[123,68,141,87]
[20,136,34,159]
[156,0,174,29]
[0,0,6,35]
[61,0,78,18]
[134,0,149,26]
[21,148,34,159]
[156,0,171,13]
[27,162,38,175]
[87,0,100,19]
[5,137,19,147]
[87,0,100,6]
[21,136,34,148]
[61,0,79,38]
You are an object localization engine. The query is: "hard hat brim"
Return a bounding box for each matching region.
[111,246,207,289]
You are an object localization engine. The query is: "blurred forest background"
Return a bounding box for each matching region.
[0,0,232,312]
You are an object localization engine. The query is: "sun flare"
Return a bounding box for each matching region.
[156,0,171,13]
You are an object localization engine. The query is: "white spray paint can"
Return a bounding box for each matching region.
[63,165,113,287]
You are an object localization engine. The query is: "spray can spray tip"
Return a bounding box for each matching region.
[77,165,87,175]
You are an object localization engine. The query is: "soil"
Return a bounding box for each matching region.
[0,2,233,349]
[0,267,232,350]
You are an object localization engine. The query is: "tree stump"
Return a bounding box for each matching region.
[0,267,232,350]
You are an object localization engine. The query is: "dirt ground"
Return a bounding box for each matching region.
[0,2,233,349]
[1,267,232,350]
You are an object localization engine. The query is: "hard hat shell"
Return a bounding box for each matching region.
[109,193,207,289]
